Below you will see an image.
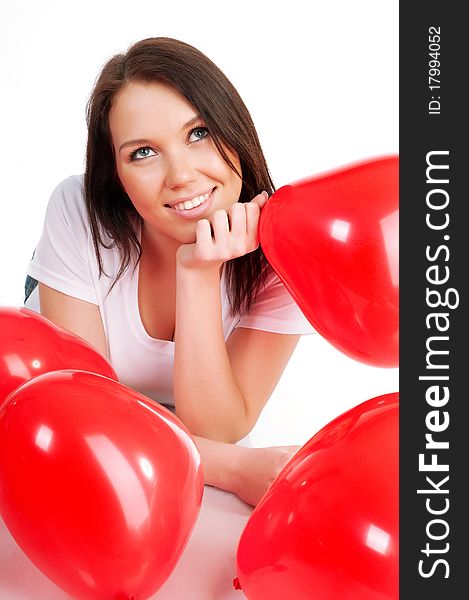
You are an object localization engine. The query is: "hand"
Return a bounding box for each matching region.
[233,445,301,507]
[176,191,269,271]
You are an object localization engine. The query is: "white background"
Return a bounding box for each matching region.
[0,0,399,447]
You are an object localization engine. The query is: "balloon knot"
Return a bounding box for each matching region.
[233,577,242,590]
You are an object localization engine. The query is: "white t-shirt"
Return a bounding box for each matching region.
[26,175,314,407]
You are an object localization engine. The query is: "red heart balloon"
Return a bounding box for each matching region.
[235,392,399,600]
[0,306,118,402]
[0,370,204,600]
[259,156,399,367]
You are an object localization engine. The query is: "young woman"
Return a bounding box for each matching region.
[24,37,313,507]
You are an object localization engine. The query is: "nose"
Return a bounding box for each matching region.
[163,149,198,189]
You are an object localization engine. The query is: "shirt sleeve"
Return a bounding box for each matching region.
[236,270,315,335]
[26,175,99,305]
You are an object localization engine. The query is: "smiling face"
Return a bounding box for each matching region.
[109,81,243,251]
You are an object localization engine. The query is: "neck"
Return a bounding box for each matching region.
[140,222,180,270]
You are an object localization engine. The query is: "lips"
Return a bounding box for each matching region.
[164,188,216,220]
[169,192,210,211]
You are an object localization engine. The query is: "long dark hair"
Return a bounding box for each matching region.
[84,37,274,316]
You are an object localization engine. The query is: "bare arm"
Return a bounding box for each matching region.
[173,194,301,442]
[173,264,300,442]
[39,283,109,359]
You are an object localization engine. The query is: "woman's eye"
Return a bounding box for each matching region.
[130,147,156,161]
[189,127,209,143]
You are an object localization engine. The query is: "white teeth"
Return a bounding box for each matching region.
[172,192,211,211]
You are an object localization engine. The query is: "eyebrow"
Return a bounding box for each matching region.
[118,114,203,153]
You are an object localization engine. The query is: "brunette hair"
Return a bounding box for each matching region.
[84,37,274,316]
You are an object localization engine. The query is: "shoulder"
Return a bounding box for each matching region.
[40,175,93,250]
[235,265,315,335]
[49,173,84,198]
[47,174,85,216]
[46,173,85,214]
[255,267,292,302]
[27,175,99,299]
[55,173,84,191]
[262,267,284,290]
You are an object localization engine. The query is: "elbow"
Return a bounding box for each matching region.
[175,408,252,444]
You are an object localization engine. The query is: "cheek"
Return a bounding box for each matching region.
[230,177,243,203]
[115,163,134,196]
[226,167,243,199]
[209,156,242,196]
[202,146,240,180]
[219,155,242,197]
[117,165,161,202]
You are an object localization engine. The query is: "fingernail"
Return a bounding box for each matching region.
[261,191,269,200]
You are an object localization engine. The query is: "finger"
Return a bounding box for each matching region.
[245,201,261,244]
[229,202,248,237]
[250,190,269,209]
[212,209,230,244]
[195,218,213,247]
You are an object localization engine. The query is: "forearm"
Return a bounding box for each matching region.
[193,435,301,508]
[173,264,248,442]
[193,435,245,494]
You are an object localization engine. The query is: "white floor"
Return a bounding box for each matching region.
[0,486,252,600]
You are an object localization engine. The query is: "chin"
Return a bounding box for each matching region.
[174,227,198,245]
